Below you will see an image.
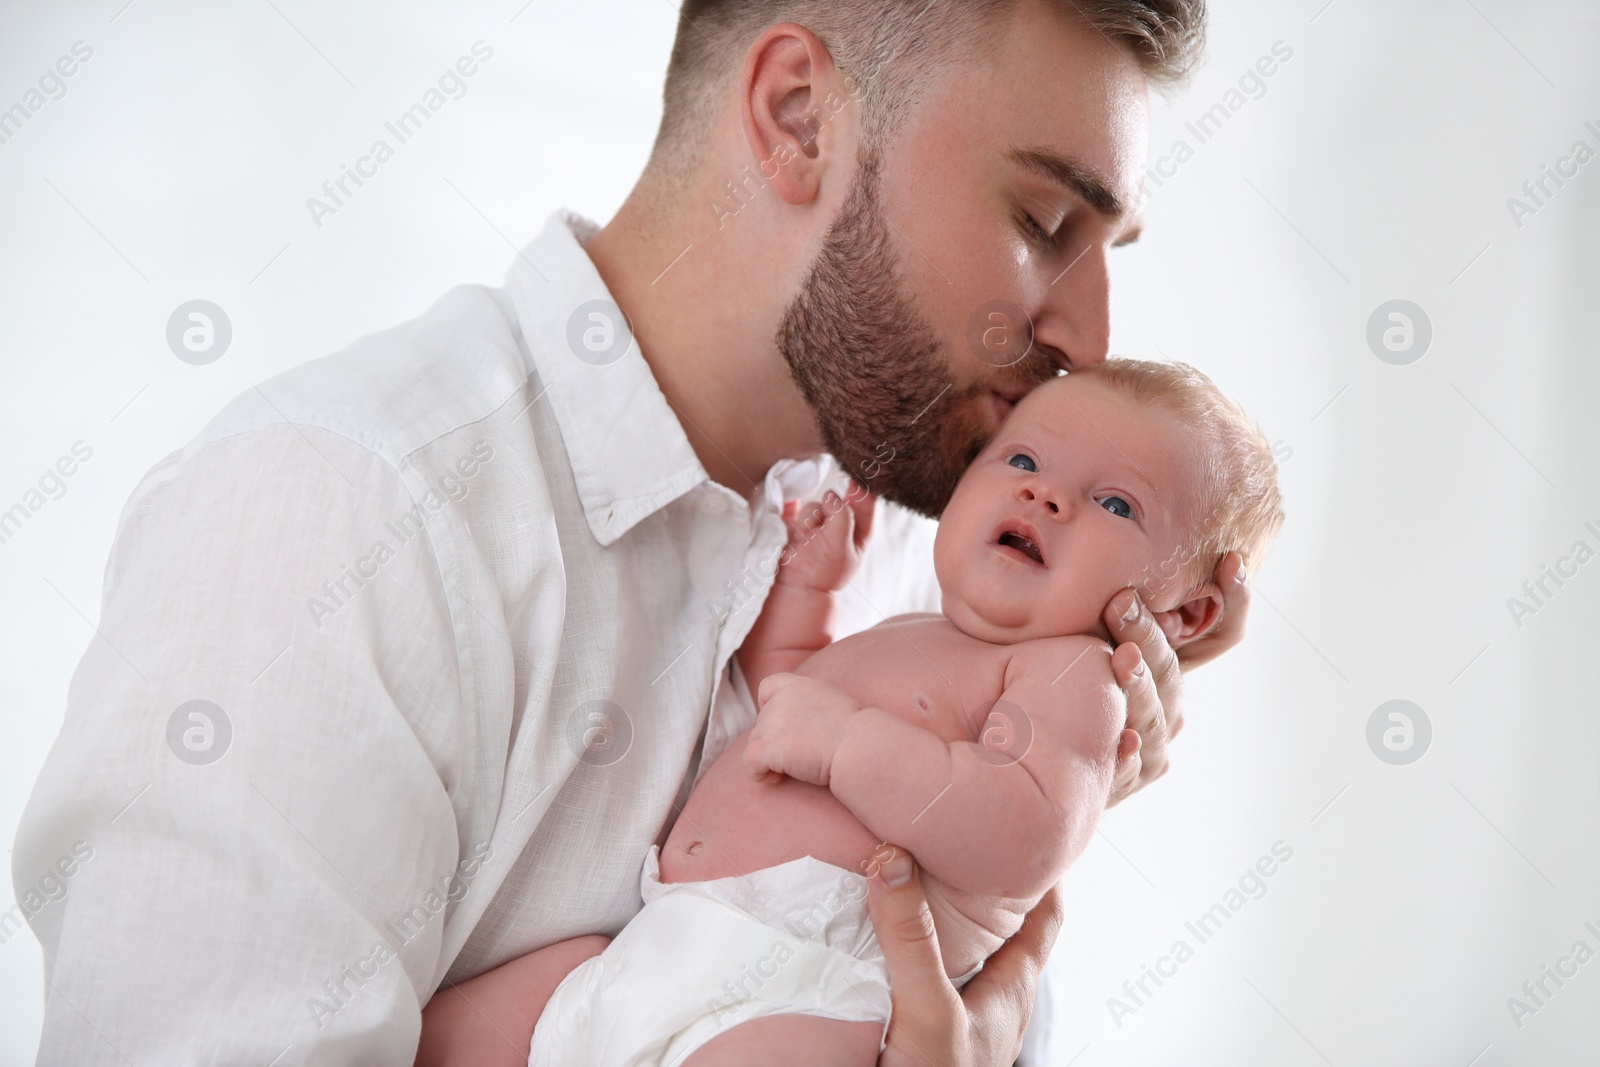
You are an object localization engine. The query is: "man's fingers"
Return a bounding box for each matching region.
[1108,739,1143,807]
[863,848,965,1053]
[1104,588,1184,786]
[1110,643,1156,733]
[1116,727,1141,763]
[976,881,1062,995]
[953,882,1062,1066]
[1105,589,1181,700]
[1109,640,1160,802]
[1179,552,1253,669]
[1109,640,1170,794]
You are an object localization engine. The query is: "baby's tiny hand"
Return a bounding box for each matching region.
[742,673,861,787]
[775,486,875,593]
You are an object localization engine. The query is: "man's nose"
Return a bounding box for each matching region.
[1032,242,1111,371]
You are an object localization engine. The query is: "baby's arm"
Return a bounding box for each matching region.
[747,638,1123,901]
[736,488,874,696]
[832,638,1123,899]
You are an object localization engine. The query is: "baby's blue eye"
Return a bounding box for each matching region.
[1099,495,1133,519]
[1007,454,1037,472]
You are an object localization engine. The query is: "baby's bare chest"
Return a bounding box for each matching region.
[795,618,1012,744]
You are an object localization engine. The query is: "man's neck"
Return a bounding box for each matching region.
[583,185,825,498]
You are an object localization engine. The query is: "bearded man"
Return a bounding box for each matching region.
[13,1,1250,1063]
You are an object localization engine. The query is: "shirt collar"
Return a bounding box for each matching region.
[504,210,712,547]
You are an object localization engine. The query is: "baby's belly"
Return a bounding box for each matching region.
[660,733,1024,981]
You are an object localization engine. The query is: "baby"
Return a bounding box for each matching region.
[445,359,1283,1066]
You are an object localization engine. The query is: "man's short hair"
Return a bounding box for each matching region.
[650,0,1207,176]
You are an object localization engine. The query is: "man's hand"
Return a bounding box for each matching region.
[742,672,861,786]
[1101,551,1252,805]
[864,846,1061,1067]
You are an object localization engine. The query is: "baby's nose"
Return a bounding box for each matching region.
[1018,486,1060,514]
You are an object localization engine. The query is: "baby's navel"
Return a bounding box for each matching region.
[913,693,935,718]
[685,840,703,856]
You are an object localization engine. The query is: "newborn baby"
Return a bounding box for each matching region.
[521,358,1284,1066]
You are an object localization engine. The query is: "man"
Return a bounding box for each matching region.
[14,0,1246,1063]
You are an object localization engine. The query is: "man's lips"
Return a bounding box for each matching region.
[986,391,1015,427]
[986,383,1031,426]
[993,517,1047,567]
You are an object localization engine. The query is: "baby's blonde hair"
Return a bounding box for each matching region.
[1079,358,1286,590]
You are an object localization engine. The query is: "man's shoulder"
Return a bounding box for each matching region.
[198,283,530,466]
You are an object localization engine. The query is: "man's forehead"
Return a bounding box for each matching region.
[978,14,1152,217]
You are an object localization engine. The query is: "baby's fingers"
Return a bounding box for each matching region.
[845,484,877,553]
[741,735,785,784]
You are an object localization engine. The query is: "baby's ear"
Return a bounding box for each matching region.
[1152,583,1224,649]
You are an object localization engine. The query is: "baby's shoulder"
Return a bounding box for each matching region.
[1004,633,1117,691]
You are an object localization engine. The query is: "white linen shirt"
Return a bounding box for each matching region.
[12,209,1055,1066]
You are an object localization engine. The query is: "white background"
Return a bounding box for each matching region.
[1,0,1596,1064]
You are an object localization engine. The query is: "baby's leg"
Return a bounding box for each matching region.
[680,1014,882,1067]
[415,934,610,1067]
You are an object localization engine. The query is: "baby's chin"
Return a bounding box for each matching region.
[940,593,1108,645]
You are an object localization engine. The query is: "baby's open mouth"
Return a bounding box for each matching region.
[994,519,1047,567]
[998,532,1044,564]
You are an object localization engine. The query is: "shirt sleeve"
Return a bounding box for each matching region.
[12,423,477,1066]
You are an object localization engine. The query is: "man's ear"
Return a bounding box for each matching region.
[1152,583,1224,649]
[739,23,851,206]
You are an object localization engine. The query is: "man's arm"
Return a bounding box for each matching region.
[12,425,475,1064]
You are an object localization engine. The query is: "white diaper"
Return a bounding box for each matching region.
[528,845,982,1066]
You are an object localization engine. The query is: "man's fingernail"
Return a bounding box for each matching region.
[1236,565,1249,585]
[1120,594,1141,624]
[882,852,914,887]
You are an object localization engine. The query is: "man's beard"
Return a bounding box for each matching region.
[777,147,1057,518]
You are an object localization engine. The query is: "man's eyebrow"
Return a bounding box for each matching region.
[1006,147,1126,219]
